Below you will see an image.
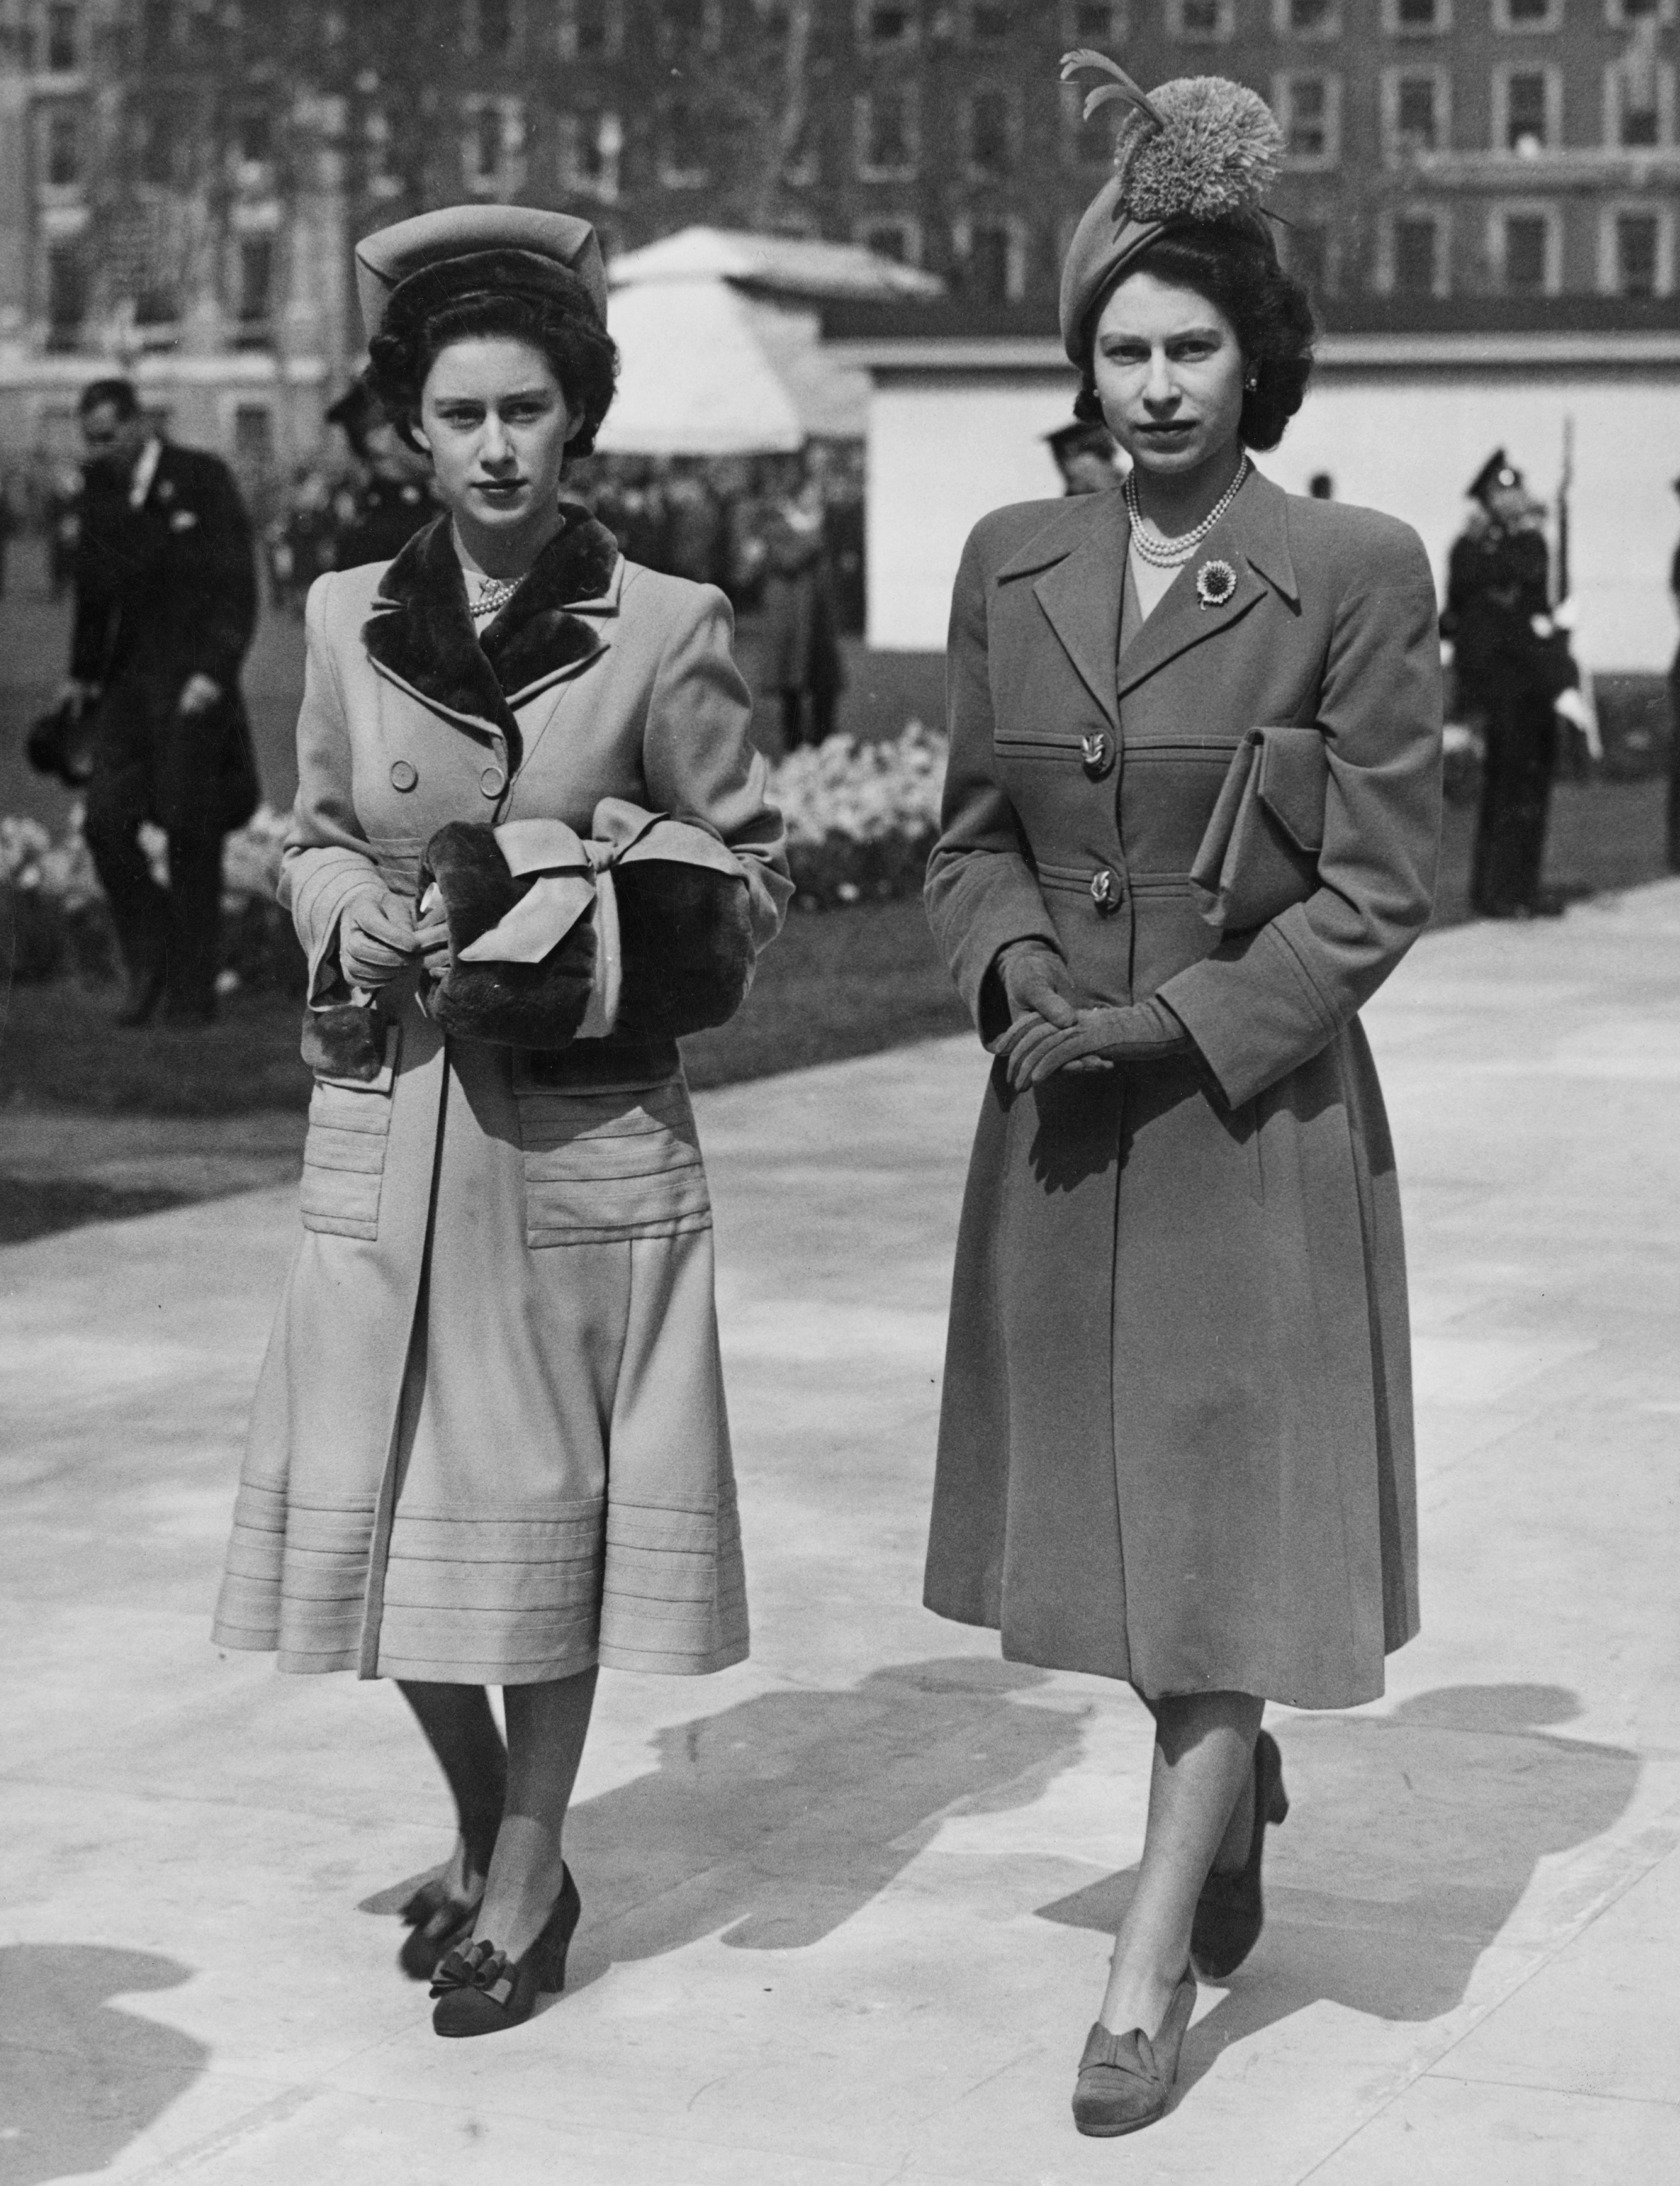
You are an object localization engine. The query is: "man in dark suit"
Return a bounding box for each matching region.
[66,377,259,1023]
[1442,449,1581,919]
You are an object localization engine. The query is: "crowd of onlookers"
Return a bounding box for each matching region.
[0,432,867,752]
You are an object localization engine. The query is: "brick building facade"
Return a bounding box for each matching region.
[0,1,1676,395]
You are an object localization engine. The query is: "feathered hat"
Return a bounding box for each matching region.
[1057,50,1284,367]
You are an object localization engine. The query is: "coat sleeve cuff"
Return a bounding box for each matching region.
[285,850,385,1008]
[1157,922,1339,1110]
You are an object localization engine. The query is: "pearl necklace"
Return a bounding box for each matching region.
[1124,456,1250,569]
[470,574,523,620]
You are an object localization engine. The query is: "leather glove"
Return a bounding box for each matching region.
[338,888,443,990]
[988,941,1079,1049]
[998,996,1191,1092]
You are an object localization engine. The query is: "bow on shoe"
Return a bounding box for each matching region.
[429,1939,517,2009]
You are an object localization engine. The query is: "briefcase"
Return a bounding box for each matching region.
[1189,725,1327,932]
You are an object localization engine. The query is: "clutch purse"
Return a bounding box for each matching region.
[1189,725,1328,933]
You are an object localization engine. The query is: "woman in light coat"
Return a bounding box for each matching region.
[213,205,789,2037]
[924,62,1442,2134]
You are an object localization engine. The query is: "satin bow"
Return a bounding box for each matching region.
[453,797,745,1039]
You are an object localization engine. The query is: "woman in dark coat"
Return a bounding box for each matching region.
[212,205,789,2039]
[924,58,1441,2136]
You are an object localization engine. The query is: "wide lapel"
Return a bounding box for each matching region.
[497,554,621,711]
[1115,468,1300,704]
[363,517,515,742]
[1029,490,1129,731]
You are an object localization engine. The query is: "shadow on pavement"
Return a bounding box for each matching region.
[560,1656,1084,1970]
[1036,1683,1639,2087]
[0,1944,207,2186]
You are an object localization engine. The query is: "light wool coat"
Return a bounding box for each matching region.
[925,473,1441,1710]
[213,513,790,1684]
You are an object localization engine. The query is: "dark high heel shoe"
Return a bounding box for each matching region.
[1072,1963,1197,2137]
[429,1865,581,2038]
[397,1873,484,1983]
[1191,1728,1288,1980]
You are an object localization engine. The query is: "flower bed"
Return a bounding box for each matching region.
[771,722,947,910]
[1,804,303,992]
[0,725,951,986]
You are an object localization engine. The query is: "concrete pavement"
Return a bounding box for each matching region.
[3,885,1680,2184]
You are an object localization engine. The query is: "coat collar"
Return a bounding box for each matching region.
[1004,470,1300,723]
[362,504,621,751]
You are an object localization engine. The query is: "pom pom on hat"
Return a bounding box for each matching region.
[1057,51,1285,367]
[1112,77,1283,223]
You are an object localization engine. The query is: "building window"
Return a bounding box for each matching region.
[957,216,1024,303]
[1386,67,1446,152]
[1496,65,1560,152]
[857,1,917,44]
[1492,205,1559,291]
[45,3,79,71]
[856,87,918,177]
[1064,0,1128,35]
[1606,54,1672,146]
[968,1,1014,37]
[1275,0,1340,34]
[45,242,85,349]
[1286,219,1332,290]
[660,102,710,188]
[1275,72,1341,166]
[141,0,175,55]
[968,87,1017,177]
[463,96,525,191]
[1607,0,1672,23]
[363,107,402,199]
[857,216,922,264]
[466,0,519,55]
[559,0,623,56]
[1604,206,1668,294]
[1386,208,1447,293]
[1493,0,1560,25]
[662,0,723,48]
[1168,0,1235,36]
[43,108,81,187]
[558,109,623,198]
[1384,0,1450,29]
[236,236,274,332]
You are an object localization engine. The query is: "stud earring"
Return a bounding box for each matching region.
[1244,373,1259,392]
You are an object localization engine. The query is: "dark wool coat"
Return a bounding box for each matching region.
[72,441,260,833]
[213,512,790,1685]
[924,473,1442,1710]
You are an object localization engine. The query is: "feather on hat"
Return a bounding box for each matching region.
[1057,50,1284,366]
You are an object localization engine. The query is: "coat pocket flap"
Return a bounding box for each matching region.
[1254,725,1329,855]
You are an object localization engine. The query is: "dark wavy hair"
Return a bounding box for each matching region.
[366,266,619,461]
[1074,219,1316,454]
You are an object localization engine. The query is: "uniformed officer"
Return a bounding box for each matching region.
[66,377,259,1023]
[1666,473,1680,873]
[1441,449,1581,919]
[324,372,436,569]
[1044,415,1121,496]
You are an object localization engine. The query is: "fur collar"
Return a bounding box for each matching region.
[362,504,620,750]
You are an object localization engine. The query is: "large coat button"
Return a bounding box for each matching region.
[1090,867,1122,913]
[479,763,507,798]
[1080,732,1114,780]
[389,759,417,792]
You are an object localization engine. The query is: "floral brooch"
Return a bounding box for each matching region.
[1195,558,1238,610]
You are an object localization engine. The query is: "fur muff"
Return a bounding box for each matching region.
[615,862,755,1039]
[300,1000,387,1082]
[421,821,595,1049]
